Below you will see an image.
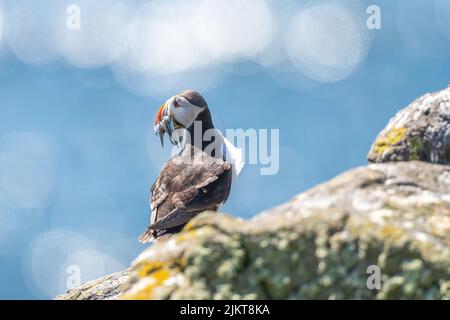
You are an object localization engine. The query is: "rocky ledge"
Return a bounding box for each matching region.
[368,85,449,164]
[57,86,450,300]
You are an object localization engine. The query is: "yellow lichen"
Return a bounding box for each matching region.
[373,127,407,155]
[379,225,407,241]
[174,229,199,241]
[122,267,176,300]
[137,261,168,278]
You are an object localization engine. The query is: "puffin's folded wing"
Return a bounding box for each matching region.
[149,152,232,231]
[146,210,197,231]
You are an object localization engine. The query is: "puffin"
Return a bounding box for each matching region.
[139,90,243,243]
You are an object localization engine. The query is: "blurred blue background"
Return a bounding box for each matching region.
[0,0,450,299]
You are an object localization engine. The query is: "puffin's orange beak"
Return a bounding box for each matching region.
[154,102,168,126]
[154,102,177,148]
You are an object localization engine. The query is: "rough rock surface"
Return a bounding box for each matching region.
[55,270,129,300]
[116,161,449,300]
[368,85,450,164]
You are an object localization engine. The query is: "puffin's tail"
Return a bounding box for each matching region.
[138,228,154,243]
[139,224,186,243]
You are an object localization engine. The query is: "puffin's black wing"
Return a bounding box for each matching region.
[139,146,232,242]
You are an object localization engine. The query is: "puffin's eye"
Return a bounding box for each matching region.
[173,98,180,108]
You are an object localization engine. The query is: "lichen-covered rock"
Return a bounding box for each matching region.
[120,161,450,300]
[368,86,450,164]
[55,270,129,300]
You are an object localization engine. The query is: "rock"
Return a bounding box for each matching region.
[55,270,129,300]
[118,161,449,300]
[368,86,450,164]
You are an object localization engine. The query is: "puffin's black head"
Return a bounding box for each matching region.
[154,90,212,147]
[177,90,208,110]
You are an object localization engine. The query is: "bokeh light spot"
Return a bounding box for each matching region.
[25,230,124,298]
[285,3,370,83]
[5,0,65,65]
[57,0,131,68]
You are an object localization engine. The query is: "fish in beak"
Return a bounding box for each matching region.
[153,102,180,147]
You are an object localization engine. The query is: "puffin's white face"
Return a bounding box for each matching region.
[153,94,205,147]
[167,95,205,129]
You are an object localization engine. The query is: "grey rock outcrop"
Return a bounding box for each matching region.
[55,270,129,300]
[368,85,450,164]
